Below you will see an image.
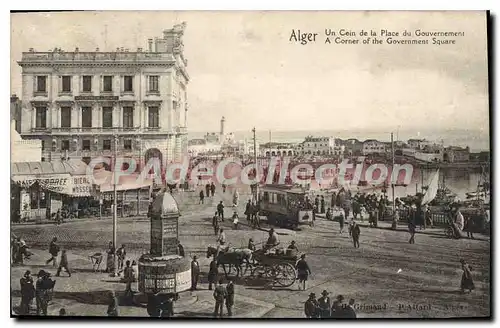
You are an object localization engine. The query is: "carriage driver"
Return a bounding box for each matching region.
[263,228,280,253]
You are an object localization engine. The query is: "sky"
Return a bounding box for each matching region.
[10,11,489,134]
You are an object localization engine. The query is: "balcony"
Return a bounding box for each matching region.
[19,51,176,66]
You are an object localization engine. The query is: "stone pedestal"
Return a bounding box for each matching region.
[138,191,191,297]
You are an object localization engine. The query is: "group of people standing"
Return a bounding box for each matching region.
[19,269,56,315]
[305,291,357,319]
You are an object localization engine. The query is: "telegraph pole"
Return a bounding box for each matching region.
[111,134,118,277]
[391,132,397,230]
[252,127,258,202]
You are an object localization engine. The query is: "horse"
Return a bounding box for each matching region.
[206,246,253,278]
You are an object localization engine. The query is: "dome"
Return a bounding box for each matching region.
[150,192,180,218]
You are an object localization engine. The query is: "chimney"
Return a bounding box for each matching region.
[29,48,34,52]
[116,47,120,52]
[148,39,153,52]
[137,47,143,52]
[95,47,100,52]
[75,47,79,53]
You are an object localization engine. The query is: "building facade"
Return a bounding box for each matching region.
[362,139,386,155]
[296,136,344,156]
[17,23,189,168]
[443,146,470,163]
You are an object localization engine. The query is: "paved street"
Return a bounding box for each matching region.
[12,187,490,318]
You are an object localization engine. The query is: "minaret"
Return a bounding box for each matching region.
[220,116,225,140]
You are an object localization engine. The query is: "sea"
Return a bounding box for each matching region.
[188,128,490,200]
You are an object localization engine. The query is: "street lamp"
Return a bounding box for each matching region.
[111,134,118,277]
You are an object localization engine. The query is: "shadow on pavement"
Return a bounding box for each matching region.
[177,310,214,318]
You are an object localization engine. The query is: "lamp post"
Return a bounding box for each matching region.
[111,134,118,277]
[252,127,258,202]
[391,132,397,230]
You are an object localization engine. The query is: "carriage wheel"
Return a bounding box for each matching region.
[274,263,297,287]
[252,264,272,279]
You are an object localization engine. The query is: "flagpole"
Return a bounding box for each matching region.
[391,132,397,230]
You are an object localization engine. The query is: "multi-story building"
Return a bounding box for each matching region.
[17,23,189,169]
[362,139,386,155]
[296,136,344,156]
[407,138,431,150]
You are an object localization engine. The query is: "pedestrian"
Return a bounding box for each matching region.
[225,279,235,317]
[56,250,71,277]
[222,181,227,193]
[217,228,226,246]
[160,295,175,317]
[344,299,357,319]
[59,308,67,316]
[213,279,227,318]
[320,196,325,214]
[339,211,345,234]
[326,208,332,221]
[205,183,211,199]
[217,201,225,221]
[131,260,138,282]
[211,182,216,197]
[245,200,252,223]
[116,244,126,271]
[147,292,161,317]
[123,260,134,302]
[212,211,220,236]
[208,257,218,290]
[35,270,55,316]
[46,237,60,268]
[296,254,312,291]
[106,241,116,273]
[199,190,205,204]
[331,192,336,209]
[247,238,256,252]
[408,215,416,244]
[314,195,319,210]
[252,202,260,228]
[191,256,200,291]
[351,221,361,248]
[107,290,119,317]
[317,290,332,318]
[19,270,35,315]
[460,259,475,293]
[331,295,345,318]
[465,216,475,239]
[197,174,202,186]
[178,242,185,257]
[304,293,319,318]
[232,189,239,207]
[232,211,239,230]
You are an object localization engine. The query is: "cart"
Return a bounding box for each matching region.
[249,249,298,288]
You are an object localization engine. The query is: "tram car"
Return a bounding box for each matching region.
[259,184,314,229]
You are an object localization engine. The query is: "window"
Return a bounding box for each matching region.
[82,76,92,92]
[61,76,72,92]
[102,107,113,128]
[36,76,47,92]
[103,139,111,150]
[82,107,92,128]
[123,107,133,128]
[103,76,113,92]
[82,139,91,151]
[61,107,71,128]
[41,157,46,162]
[124,139,132,150]
[61,140,70,151]
[41,140,45,150]
[148,107,159,128]
[124,76,133,92]
[35,107,47,128]
[149,76,159,92]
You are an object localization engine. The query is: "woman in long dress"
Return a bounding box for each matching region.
[460,259,475,293]
[106,242,116,273]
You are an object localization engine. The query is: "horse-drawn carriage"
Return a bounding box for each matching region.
[207,244,299,288]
